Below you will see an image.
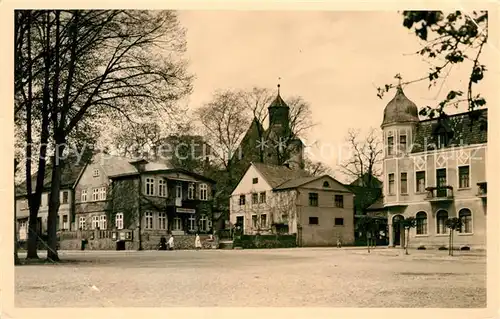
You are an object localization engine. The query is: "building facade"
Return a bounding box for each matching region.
[73,153,216,249]
[381,86,487,249]
[230,162,355,246]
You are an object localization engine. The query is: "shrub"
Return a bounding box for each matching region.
[438,246,447,250]
[460,246,471,251]
[417,245,426,250]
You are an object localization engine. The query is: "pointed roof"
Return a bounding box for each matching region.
[268,84,289,109]
[382,85,419,127]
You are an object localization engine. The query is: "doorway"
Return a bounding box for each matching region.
[392,215,404,247]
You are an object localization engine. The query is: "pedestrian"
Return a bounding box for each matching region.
[159,236,167,250]
[168,234,174,250]
[195,233,202,250]
[337,237,342,248]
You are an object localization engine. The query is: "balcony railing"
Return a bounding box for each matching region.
[477,182,487,198]
[425,186,454,202]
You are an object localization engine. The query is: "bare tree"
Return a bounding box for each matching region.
[338,128,383,186]
[303,157,333,177]
[15,10,193,261]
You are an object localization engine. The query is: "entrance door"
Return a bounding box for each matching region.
[236,216,244,232]
[436,168,447,197]
[392,215,404,246]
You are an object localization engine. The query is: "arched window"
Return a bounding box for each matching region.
[436,210,448,234]
[459,209,472,234]
[416,212,427,235]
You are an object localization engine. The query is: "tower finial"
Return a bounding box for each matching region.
[395,73,403,89]
[277,77,281,95]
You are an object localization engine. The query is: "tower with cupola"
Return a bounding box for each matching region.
[381,85,420,205]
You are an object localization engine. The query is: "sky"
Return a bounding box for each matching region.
[178,11,494,181]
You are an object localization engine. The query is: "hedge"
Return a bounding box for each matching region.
[234,234,296,249]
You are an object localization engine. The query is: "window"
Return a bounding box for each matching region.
[92,216,99,229]
[387,136,394,155]
[309,193,318,206]
[436,168,447,197]
[388,173,395,195]
[239,195,246,206]
[99,215,107,230]
[236,216,244,229]
[62,215,68,230]
[145,212,153,229]
[400,172,408,194]
[199,184,208,200]
[399,134,407,154]
[436,210,448,234]
[62,191,69,204]
[93,169,100,177]
[334,195,344,208]
[115,213,124,230]
[252,193,258,204]
[416,171,426,193]
[259,192,266,203]
[99,187,107,200]
[158,212,166,230]
[437,133,449,149]
[145,178,155,196]
[459,209,472,234]
[79,216,86,230]
[173,217,182,231]
[188,183,195,199]
[158,179,167,197]
[252,215,257,228]
[261,214,267,228]
[200,214,208,231]
[188,215,196,232]
[252,178,258,184]
[459,166,470,189]
[416,212,427,235]
[176,183,182,199]
[92,188,99,201]
[334,218,344,226]
[309,217,319,225]
[81,189,87,202]
[323,181,330,188]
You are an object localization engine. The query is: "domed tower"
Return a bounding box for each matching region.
[381,85,420,208]
[381,85,420,158]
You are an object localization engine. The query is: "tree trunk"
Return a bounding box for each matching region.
[366,233,370,253]
[14,184,20,265]
[47,150,65,262]
[448,229,452,256]
[405,228,409,255]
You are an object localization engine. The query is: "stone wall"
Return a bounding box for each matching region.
[58,230,218,250]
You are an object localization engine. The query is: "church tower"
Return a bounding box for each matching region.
[265,84,304,169]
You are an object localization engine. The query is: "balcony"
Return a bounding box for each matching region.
[476,182,487,198]
[425,186,454,202]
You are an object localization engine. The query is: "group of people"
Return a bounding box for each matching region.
[158,234,203,251]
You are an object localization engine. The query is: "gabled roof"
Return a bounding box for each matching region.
[94,153,171,178]
[411,109,487,153]
[251,162,311,189]
[16,160,86,197]
[349,173,382,188]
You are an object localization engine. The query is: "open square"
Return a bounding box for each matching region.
[15,248,486,307]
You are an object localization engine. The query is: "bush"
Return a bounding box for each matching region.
[240,234,296,249]
[438,246,447,250]
[460,246,471,251]
[417,245,426,250]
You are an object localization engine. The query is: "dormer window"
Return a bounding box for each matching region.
[323,181,330,188]
[437,133,449,149]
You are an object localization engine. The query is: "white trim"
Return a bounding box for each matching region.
[383,197,482,207]
[387,172,395,196]
[409,143,487,156]
[396,157,399,202]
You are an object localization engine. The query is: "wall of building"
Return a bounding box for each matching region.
[295,179,355,246]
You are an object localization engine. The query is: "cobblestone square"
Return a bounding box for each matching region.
[15,248,486,307]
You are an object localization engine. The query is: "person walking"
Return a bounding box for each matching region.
[167,234,174,250]
[195,233,202,250]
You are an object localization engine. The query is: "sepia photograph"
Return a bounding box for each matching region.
[3,3,498,315]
